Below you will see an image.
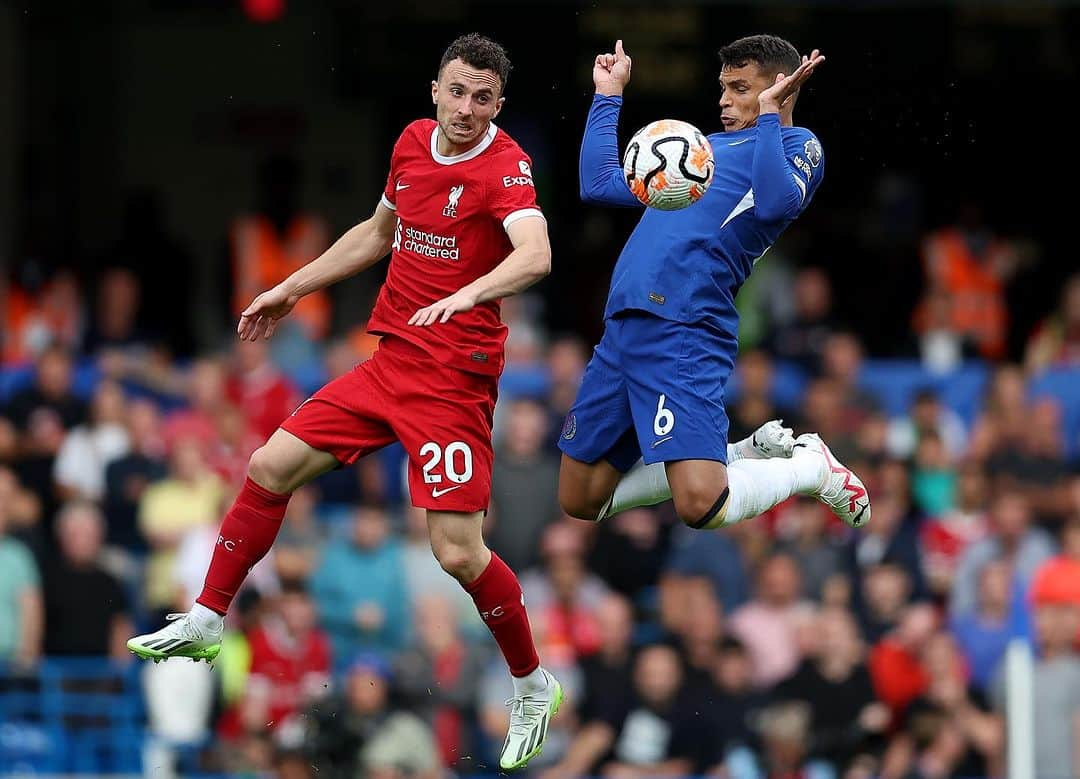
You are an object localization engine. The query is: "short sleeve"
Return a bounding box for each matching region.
[381,128,410,212]
[380,166,398,212]
[487,149,545,231]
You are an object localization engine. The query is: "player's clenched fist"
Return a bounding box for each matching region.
[408,287,480,326]
[237,284,300,341]
[593,38,632,97]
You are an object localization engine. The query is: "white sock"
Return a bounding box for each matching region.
[703,451,825,529]
[602,433,761,518]
[512,666,548,696]
[190,602,225,632]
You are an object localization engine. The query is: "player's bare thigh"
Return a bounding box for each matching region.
[666,459,729,526]
[248,428,341,494]
[558,454,623,520]
[426,508,490,583]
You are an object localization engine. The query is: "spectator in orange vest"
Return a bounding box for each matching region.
[231,155,332,341]
[915,204,1023,360]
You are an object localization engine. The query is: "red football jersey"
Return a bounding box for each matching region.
[369,119,544,376]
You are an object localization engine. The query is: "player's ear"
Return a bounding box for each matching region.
[431,80,439,105]
[492,96,506,118]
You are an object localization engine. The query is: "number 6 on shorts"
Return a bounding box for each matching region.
[653,394,675,436]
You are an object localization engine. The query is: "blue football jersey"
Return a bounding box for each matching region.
[580,95,825,337]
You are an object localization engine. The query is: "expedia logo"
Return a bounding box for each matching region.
[502,159,534,188]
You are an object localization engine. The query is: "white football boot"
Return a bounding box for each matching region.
[793,433,871,528]
[127,612,223,664]
[499,668,563,771]
[738,418,797,460]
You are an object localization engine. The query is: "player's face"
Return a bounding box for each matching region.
[718,62,775,131]
[431,59,505,151]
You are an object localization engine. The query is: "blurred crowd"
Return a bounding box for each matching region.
[3,198,1080,779]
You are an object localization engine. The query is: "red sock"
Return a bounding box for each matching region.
[465,552,540,677]
[197,477,290,614]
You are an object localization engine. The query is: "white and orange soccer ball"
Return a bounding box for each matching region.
[623,119,715,210]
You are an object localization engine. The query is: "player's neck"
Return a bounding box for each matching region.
[436,125,489,157]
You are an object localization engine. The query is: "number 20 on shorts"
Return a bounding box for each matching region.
[419,441,474,484]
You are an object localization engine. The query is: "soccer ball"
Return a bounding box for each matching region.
[623,119,715,210]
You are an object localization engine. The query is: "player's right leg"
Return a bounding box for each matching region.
[128,360,396,663]
[556,318,643,520]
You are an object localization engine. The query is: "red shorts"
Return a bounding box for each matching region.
[280,336,497,512]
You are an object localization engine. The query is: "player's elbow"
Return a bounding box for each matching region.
[518,241,551,284]
[755,192,801,222]
[531,244,552,279]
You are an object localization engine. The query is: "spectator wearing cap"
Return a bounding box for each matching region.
[991,581,1080,778]
[304,652,440,779]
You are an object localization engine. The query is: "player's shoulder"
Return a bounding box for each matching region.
[782,125,824,158]
[485,126,537,181]
[393,118,437,151]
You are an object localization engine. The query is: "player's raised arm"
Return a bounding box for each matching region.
[408,215,551,327]
[237,201,397,341]
[752,51,825,222]
[579,40,642,208]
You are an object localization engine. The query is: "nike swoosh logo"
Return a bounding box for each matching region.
[431,484,463,498]
[651,436,673,448]
[852,502,869,526]
[728,137,752,146]
[396,182,410,190]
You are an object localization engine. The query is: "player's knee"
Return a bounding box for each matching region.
[671,476,729,529]
[432,541,482,581]
[558,482,605,521]
[247,445,295,494]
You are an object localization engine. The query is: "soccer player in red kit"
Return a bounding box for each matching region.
[128,33,562,771]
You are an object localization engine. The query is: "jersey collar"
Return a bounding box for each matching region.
[429,122,498,165]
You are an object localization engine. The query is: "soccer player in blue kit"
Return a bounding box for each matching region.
[558,35,872,532]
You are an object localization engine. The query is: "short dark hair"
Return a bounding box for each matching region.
[719,34,801,79]
[438,33,512,94]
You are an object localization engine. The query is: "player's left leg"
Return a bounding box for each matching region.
[391,345,560,771]
[426,510,562,771]
[616,313,870,529]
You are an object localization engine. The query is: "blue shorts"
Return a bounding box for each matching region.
[558,311,736,472]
